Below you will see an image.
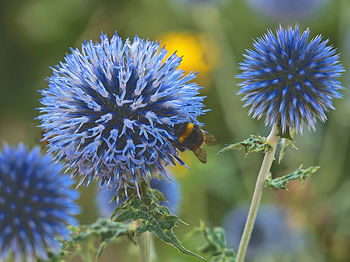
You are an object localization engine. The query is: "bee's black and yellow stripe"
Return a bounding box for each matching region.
[175,122,205,150]
[178,123,194,143]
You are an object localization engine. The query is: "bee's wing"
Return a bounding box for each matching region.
[204,132,219,146]
[193,147,207,164]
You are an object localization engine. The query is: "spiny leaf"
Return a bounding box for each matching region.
[112,183,202,259]
[191,221,236,262]
[217,135,272,157]
[278,130,297,163]
[38,226,79,262]
[41,220,133,261]
[266,166,320,190]
[76,219,134,258]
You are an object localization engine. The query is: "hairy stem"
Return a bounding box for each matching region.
[235,124,280,262]
[138,232,151,262]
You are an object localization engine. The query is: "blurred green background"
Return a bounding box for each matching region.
[1,0,350,261]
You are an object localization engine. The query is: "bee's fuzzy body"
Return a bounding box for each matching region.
[174,123,205,151]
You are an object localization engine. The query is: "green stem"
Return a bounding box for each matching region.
[138,232,151,262]
[235,124,280,262]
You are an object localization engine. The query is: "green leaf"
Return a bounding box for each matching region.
[76,218,134,258]
[38,226,79,262]
[217,135,272,157]
[112,183,202,259]
[191,221,236,262]
[278,130,297,163]
[265,165,320,190]
[41,219,133,262]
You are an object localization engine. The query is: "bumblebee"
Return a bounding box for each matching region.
[173,122,218,163]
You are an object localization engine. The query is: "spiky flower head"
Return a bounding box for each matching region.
[38,32,205,195]
[0,144,79,262]
[223,205,304,259]
[237,25,344,133]
[96,177,181,217]
[247,0,327,22]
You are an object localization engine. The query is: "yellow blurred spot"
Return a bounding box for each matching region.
[158,32,218,87]
[170,151,194,179]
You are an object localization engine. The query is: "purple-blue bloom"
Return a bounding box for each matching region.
[237,25,344,133]
[223,205,304,259]
[38,32,205,196]
[0,144,79,262]
[247,0,328,22]
[96,177,181,217]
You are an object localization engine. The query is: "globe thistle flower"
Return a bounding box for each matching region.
[223,205,304,259]
[237,25,344,133]
[247,0,328,22]
[96,177,181,217]
[38,32,205,196]
[0,143,79,262]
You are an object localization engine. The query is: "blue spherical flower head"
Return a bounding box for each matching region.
[96,177,181,218]
[237,25,344,133]
[38,32,205,196]
[0,144,79,262]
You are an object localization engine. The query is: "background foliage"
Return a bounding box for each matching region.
[1,0,350,261]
